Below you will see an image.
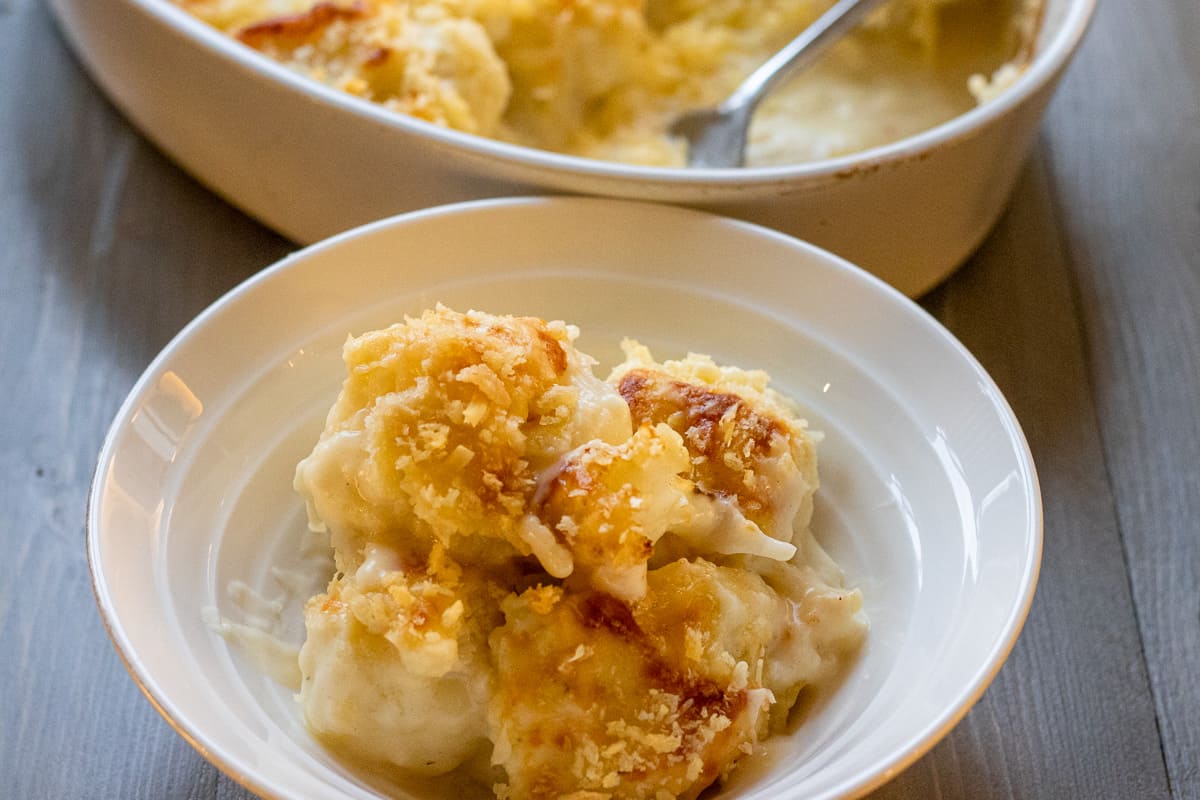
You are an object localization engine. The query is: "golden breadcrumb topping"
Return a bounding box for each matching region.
[293,306,867,797]
[490,585,770,800]
[295,304,631,573]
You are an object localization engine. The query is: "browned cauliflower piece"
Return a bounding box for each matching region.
[487,556,864,797]
[489,579,772,800]
[531,422,692,601]
[641,557,865,731]
[294,305,631,574]
[610,340,819,544]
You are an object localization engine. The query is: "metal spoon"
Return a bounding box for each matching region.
[670,0,891,168]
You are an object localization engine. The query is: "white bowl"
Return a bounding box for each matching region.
[88,197,1041,800]
[50,0,1092,296]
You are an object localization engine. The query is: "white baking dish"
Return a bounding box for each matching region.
[49,0,1093,295]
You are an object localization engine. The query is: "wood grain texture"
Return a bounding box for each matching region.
[1038,1,1200,796]
[0,0,1193,798]
[871,149,1171,799]
[0,3,289,797]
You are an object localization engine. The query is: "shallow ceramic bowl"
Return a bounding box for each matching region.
[89,197,1041,799]
[50,0,1092,296]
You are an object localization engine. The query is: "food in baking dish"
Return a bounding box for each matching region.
[292,306,866,798]
[171,0,1041,166]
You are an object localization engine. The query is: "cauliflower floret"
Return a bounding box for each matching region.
[298,542,501,775]
[487,556,860,799]
[531,422,692,601]
[295,305,631,573]
[489,581,772,800]
[639,557,865,730]
[610,339,819,543]
[472,0,659,151]
[200,1,513,135]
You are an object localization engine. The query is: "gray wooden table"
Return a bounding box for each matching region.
[2,0,1196,797]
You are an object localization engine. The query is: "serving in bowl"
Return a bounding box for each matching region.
[50,0,1093,296]
[88,197,1041,799]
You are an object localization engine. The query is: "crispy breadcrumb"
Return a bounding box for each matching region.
[610,339,819,542]
[490,585,771,800]
[295,305,631,573]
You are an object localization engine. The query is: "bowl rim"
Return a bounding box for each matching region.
[109,0,1095,184]
[87,196,1043,800]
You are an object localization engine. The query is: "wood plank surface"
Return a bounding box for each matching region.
[875,148,1171,799]
[1038,1,1200,795]
[0,5,291,798]
[0,0,1194,797]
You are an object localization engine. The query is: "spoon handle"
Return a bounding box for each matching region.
[724,0,893,113]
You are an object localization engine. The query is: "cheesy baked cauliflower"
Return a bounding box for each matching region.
[294,306,866,798]
[172,0,1042,166]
